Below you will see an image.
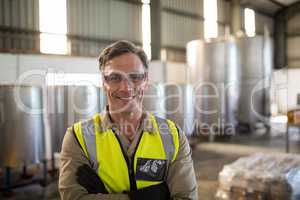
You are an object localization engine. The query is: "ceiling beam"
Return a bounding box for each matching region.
[275,0,300,20]
[284,1,300,20]
[268,0,285,8]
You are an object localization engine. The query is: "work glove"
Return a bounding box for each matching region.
[76,164,108,194]
[128,182,170,200]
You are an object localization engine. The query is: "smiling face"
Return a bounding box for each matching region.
[102,52,148,116]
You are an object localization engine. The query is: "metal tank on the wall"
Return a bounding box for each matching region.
[146,61,195,136]
[187,35,272,135]
[47,86,67,154]
[236,36,272,130]
[187,38,240,137]
[0,85,44,168]
[165,84,195,136]
[143,83,166,118]
[65,85,106,126]
[47,85,106,153]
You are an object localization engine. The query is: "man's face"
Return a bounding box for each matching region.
[102,53,148,115]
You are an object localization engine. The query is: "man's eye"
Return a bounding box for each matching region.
[105,74,122,82]
[129,74,145,82]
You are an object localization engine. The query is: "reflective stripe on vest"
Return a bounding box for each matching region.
[74,117,99,172]
[73,113,179,193]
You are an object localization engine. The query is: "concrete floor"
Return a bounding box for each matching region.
[1,134,299,200]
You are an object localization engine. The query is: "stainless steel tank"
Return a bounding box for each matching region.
[0,85,44,167]
[187,38,240,136]
[143,83,166,118]
[236,36,272,129]
[65,85,106,126]
[165,84,195,136]
[47,86,68,154]
[47,85,106,153]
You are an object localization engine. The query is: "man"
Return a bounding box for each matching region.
[59,40,198,200]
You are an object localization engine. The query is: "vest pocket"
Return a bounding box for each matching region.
[135,157,167,181]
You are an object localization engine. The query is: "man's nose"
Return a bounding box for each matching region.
[119,78,133,91]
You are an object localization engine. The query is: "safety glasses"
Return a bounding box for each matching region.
[103,72,147,85]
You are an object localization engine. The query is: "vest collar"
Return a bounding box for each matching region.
[99,106,155,134]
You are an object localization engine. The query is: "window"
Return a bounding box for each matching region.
[204,0,218,39]
[39,0,68,55]
[142,0,151,60]
[244,8,255,37]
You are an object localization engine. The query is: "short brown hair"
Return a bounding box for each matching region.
[98,40,149,71]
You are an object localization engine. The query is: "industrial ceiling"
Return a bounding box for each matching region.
[239,0,300,16]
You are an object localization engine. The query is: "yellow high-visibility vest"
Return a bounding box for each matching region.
[73,113,179,193]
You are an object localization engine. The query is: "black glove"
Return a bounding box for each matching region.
[76,164,108,194]
[128,182,170,200]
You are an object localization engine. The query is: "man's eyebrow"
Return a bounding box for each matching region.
[103,70,145,74]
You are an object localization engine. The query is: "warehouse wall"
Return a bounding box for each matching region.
[0,52,167,85]
[272,68,300,114]
[239,7,274,36]
[0,0,40,53]
[287,13,300,68]
[161,0,230,63]
[218,0,230,36]
[0,53,97,84]
[0,0,143,57]
[255,12,274,35]
[0,0,275,64]
[161,0,275,52]
[161,0,203,62]
[67,0,143,57]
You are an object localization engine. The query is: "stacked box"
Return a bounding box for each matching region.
[216,153,300,200]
